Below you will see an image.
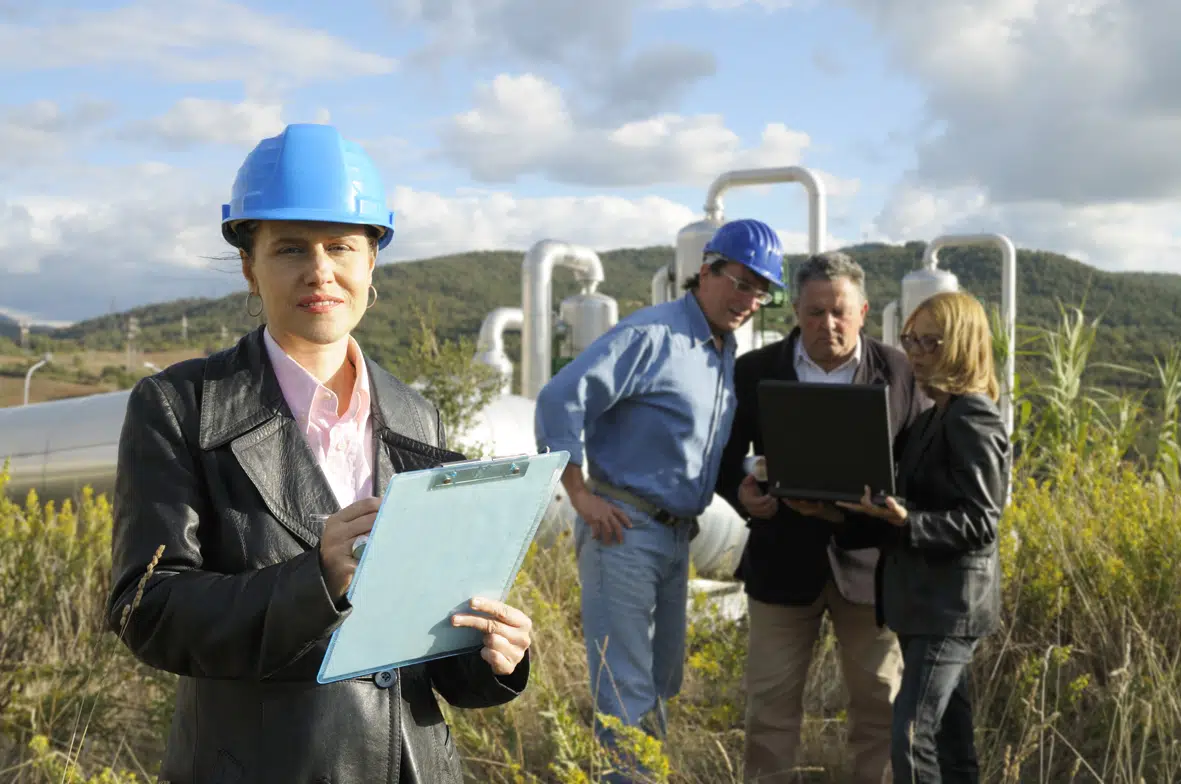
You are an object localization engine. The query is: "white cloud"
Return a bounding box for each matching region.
[395,0,718,121]
[439,73,855,191]
[655,0,796,8]
[127,99,287,150]
[842,0,1181,271]
[7,167,838,320]
[384,186,699,259]
[0,99,115,167]
[0,0,396,93]
[874,183,1181,273]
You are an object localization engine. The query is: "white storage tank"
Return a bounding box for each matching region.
[900,267,960,328]
[675,217,724,289]
[0,389,131,503]
[557,292,619,359]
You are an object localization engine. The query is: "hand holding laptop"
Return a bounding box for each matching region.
[741,455,843,522]
[835,485,909,527]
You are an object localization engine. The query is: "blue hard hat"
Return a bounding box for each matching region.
[703,218,785,288]
[221,123,396,250]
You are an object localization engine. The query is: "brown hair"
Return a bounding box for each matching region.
[903,290,999,401]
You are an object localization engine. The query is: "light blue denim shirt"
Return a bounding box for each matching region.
[534,292,737,518]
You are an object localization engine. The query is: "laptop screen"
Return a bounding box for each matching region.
[755,380,896,503]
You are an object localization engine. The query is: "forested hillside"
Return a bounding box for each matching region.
[34,242,1181,395]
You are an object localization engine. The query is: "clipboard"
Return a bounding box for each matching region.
[317,449,570,684]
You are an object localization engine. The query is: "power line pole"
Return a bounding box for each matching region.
[126,316,139,372]
[181,313,188,343]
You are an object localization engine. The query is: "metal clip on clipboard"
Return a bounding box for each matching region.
[317,450,570,685]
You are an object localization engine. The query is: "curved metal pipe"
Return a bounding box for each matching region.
[23,354,51,406]
[476,307,523,357]
[474,307,523,396]
[520,240,605,400]
[921,234,1018,435]
[703,166,828,254]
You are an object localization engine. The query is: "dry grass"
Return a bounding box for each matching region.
[0,349,205,407]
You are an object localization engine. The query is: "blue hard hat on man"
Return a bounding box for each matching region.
[704,217,786,289]
[221,123,396,250]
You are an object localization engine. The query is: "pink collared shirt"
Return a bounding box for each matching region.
[263,327,375,508]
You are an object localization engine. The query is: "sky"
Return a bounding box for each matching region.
[2,0,1180,324]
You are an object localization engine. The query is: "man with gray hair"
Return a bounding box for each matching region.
[716,250,930,783]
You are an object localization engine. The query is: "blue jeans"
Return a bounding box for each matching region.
[892,636,981,784]
[575,499,693,774]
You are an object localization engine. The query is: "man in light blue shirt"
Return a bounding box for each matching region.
[535,218,786,772]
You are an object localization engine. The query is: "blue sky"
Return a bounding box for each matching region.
[2,0,1178,322]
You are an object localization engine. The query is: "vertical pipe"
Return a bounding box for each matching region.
[520,240,605,400]
[921,234,1018,435]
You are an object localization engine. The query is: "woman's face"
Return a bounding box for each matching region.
[242,220,375,348]
[903,308,944,384]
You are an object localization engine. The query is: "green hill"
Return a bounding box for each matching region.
[40,242,1181,396]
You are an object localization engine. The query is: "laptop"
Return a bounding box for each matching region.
[755,379,898,504]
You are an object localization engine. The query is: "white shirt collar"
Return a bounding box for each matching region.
[794,333,862,375]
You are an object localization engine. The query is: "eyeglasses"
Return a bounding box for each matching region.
[899,333,944,354]
[717,270,773,306]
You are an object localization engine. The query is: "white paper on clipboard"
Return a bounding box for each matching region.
[317,449,569,684]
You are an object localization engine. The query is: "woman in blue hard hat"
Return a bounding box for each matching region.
[106,123,534,784]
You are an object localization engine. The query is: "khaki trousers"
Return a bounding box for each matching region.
[743,580,903,784]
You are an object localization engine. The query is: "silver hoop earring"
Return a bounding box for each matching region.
[246,292,263,318]
[367,285,378,309]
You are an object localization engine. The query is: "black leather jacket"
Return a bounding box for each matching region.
[107,327,528,784]
[836,393,1010,638]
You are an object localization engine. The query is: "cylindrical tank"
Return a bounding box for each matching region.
[690,494,749,577]
[0,389,131,504]
[675,218,723,291]
[650,264,674,306]
[0,384,753,580]
[528,466,750,579]
[557,292,619,359]
[900,267,960,328]
[881,300,900,349]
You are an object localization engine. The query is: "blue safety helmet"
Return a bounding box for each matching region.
[703,218,785,288]
[221,123,396,250]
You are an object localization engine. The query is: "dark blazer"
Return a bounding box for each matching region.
[837,393,1010,637]
[107,326,527,784]
[716,328,929,606]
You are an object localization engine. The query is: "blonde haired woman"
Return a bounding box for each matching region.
[790,290,1010,783]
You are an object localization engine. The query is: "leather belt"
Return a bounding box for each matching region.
[585,477,696,529]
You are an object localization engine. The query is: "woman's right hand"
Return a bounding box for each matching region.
[318,497,382,601]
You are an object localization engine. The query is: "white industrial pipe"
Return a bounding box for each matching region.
[703,166,828,255]
[881,300,900,348]
[520,240,605,400]
[23,354,51,406]
[920,234,1018,435]
[650,264,674,306]
[474,307,523,395]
